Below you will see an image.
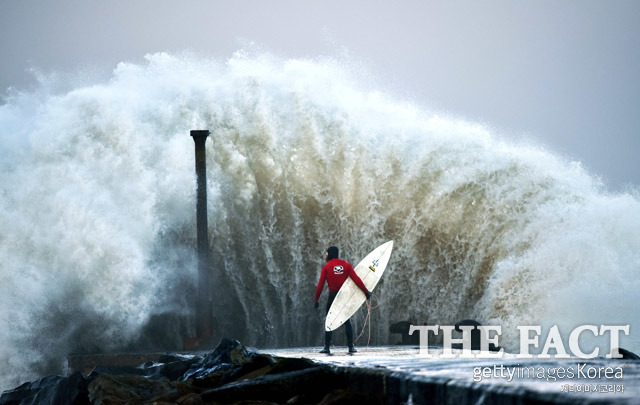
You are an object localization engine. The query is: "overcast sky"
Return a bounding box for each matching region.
[1,0,638,190]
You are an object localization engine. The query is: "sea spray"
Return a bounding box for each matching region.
[0,51,638,390]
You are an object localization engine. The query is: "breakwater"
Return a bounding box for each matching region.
[3,341,638,404]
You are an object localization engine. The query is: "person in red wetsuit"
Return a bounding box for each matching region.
[314,246,371,354]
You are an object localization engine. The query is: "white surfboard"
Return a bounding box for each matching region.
[325,240,394,332]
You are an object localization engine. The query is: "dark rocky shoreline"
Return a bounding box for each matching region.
[3,339,639,404]
[0,338,375,405]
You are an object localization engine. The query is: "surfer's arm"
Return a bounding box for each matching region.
[347,264,370,296]
[314,267,327,302]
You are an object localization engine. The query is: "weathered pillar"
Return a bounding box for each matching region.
[191,130,212,339]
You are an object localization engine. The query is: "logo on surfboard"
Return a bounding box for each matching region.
[369,259,379,272]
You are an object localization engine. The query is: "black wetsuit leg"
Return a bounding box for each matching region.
[325,291,337,346]
[325,291,354,347]
[345,318,354,347]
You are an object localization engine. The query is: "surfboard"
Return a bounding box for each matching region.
[325,240,394,332]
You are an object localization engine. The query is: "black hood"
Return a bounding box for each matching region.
[327,246,339,260]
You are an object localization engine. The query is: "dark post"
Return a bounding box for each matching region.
[191,130,212,339]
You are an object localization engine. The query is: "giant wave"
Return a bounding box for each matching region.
[0,51,638,390]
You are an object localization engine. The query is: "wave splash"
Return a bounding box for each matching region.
[0,51,638,390]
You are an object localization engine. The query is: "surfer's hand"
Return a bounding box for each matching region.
[365,291,372,300]
[314,301,319,309]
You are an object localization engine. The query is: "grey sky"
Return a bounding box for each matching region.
[1,0,639,190]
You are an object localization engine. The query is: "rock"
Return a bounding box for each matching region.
[453,319,501,352]
[188,368,230,390]
[200,365,342,404]
[228,356,317,385]
[175,392,205,405]
[182,338,252,381]
[0,372,91,405]
[66,352,165,376]
[389,321,420,345]
[613,347,640,360]
[222,353,275,383]
[89,365,148,376]
[317,388,372,405]
[201,338,251,366]
[140,354,200,381]
[87,353,199,381]
[265,357,316,376]
[87,373,191,405]
[186,351,316,391]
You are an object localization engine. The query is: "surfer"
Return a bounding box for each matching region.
[314,246,372,354]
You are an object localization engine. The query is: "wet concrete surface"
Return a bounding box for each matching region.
[262,346,640,404]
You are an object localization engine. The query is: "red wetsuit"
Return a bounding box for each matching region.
[314,258,369,302]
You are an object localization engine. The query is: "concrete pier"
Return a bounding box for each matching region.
[265,346,640,404]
